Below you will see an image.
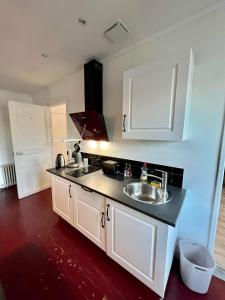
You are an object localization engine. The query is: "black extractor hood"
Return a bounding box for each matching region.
[70,59,109,141]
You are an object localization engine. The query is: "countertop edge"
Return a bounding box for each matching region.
[47,168,186,227]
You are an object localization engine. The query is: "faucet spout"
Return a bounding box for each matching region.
[140,168,168,202]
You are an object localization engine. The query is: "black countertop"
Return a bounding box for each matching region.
[47,167,186,227]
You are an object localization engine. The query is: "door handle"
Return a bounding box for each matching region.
[81,186,93,193]
[106,204,110,221]
[16,152,24,155]
[123,114,126,132]
[101,212,105,228]
[69,185,72,198]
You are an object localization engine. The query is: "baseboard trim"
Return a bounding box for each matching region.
[0,184,17,192]
[214,266,225,281]
[19,185,51,199]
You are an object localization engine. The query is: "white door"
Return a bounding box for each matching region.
[52,175,73,225]
[8,101,51,199]
[73,185,106,250]
[122,49,194,141]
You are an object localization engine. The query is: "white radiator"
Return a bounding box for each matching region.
[1,163,17,187]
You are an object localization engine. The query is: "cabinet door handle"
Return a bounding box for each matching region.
[81,186,93,193]
[106,204,110,221]
[101,212,105,228]
[16,152,24,156]
[69,185,72,198]
[123,114,126,132]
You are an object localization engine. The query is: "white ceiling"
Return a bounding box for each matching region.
[0,0,222,94]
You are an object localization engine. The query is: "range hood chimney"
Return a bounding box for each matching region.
[70,59,108,141]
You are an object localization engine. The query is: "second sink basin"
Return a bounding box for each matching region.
[123,182,171,205]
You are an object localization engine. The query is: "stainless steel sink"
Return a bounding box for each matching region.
[123,182,172,205]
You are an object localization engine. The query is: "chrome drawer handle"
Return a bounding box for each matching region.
[69,185,72,198]
[123,114,126,132]
[101,212,105,228]
[81,186,93,193]
[106,204,110,221]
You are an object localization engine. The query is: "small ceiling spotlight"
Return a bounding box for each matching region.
[41,53,48,58]
[78,18,87,26]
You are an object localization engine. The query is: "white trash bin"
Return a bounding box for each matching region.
[179,239,216,294]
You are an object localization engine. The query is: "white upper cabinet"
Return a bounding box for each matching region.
[122,49,194,141]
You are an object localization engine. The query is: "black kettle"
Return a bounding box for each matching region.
[55,154,65,169]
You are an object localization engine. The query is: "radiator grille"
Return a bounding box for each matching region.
[1,163,17,187]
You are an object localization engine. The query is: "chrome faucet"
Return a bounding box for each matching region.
[140,168,168,201]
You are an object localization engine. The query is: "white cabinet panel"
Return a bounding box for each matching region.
[123,49,194,141]
[130,64,177,130]
[73,186,106,251]
[106,199,176,298]
[112,206,156,280]
[52,176,73,225]
[106,200,157,285]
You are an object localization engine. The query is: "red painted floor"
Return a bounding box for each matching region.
[0,187,224,300]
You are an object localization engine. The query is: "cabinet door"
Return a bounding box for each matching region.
[73,185,106,251]
[106,199,157,285]
[122,49,194,141]
[52,176,73,225]
[106,199,169,297]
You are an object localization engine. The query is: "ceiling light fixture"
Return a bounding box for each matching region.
[41,53,48,58]
[78,18,87,26]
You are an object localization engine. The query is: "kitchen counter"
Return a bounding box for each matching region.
[47,167,186,227]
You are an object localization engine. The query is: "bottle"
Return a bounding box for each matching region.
[128,163,132,178]
[124,162,128,178]
[140,162,148,182]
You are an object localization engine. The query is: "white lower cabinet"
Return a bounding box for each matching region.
[51,175,177,298]
[51,175,74,225]
[73,185,106,251]
[51,175,106,250]
[105,199,177,298]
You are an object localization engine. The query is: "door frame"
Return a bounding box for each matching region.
[208,103,225,253]
[50,102,68,166]
[50,102,67,142]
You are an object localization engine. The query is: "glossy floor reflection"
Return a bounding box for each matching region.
[0,187,224,300]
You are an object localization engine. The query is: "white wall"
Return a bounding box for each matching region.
[0,89,32,187]
[33,8,225,247]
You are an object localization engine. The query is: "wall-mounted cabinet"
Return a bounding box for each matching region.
[122,49,194,141]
